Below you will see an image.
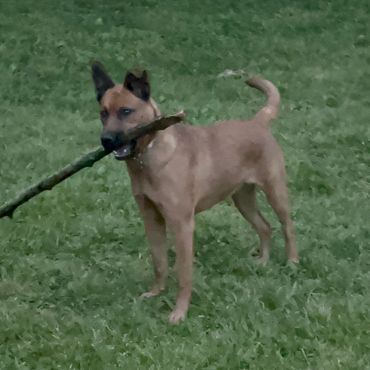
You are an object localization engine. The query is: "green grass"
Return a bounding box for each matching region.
[1,0,370,368]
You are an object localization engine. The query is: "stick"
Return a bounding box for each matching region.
[0,147,108,219]
[0,112,185,219]
[124,111,185,142]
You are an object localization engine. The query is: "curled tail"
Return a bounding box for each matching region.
[246,77,280,125]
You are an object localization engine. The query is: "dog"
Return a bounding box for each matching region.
[91,62,299,324]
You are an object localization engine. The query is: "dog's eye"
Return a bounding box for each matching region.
[100,109,109,121]
[118,107,134,119]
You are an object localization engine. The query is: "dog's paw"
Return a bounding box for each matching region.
[168,308,187,324]
[140,290,160,299]
[256,255,269,266]
[288,257,299,265]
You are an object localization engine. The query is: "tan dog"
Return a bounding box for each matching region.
[92,63,299,324]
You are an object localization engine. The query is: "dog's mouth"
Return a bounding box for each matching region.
[113,140,136,160]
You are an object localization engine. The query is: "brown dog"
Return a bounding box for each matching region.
[92,63,299,324]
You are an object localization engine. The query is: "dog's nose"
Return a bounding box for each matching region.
[101,133,115,151]
[101,132,122,151]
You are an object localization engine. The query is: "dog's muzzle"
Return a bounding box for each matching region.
[100,132,136,160]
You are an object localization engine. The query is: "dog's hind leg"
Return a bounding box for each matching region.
[136,195,168,298]
[262,179,299,263]
[232,184,272,264]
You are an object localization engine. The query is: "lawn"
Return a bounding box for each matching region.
[1,0,370,368]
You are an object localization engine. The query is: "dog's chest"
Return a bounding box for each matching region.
[127,163,157,196]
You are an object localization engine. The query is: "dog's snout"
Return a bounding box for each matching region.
[101,132,115,151]
[101,132,122,151]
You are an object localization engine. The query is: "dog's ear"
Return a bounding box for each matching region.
[91,62,115,102]
[124,70,150,101]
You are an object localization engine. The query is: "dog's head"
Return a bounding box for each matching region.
[91,62,160,160]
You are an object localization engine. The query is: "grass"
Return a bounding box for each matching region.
[1,0,370,368]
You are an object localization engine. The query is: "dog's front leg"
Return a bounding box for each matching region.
[168,216,195,324]
[136,195,168,298]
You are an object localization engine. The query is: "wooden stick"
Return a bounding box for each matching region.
[0,112,185,219]
[0,147,108,219]
[124,111,185,142]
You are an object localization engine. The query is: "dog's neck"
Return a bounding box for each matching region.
[132,133,156,168]
[131,98,161,169]
[128,127,178,172]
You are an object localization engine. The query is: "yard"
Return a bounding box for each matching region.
[0,0,370,368]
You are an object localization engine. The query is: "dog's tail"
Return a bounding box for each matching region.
[246,77,280,125]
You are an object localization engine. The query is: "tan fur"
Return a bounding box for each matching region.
[99,76,298,324]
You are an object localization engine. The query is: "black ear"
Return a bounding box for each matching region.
[123,70,150,101]
[91,62,115,102]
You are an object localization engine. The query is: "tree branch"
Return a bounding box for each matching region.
[0,111,185,219]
